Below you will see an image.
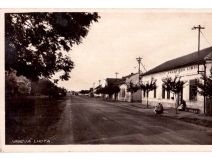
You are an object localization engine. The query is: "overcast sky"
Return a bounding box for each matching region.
[53,9,212,91]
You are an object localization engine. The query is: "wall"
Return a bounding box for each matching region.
[141,64,212,114]
[126,73,142,102]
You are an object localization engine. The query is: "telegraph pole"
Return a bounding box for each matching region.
[99,80,101,86]
[192,25,205,73]
[115,72,119,79]
[114,72,119,100]
[192,25,206,114]
[136,57,142,83]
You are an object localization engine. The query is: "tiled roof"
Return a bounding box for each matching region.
[142,47,212,76]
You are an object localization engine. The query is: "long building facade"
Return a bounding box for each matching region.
[141,47,212,114]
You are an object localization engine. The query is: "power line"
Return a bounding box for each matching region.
[141,63,147,72]
[200,30,212,46]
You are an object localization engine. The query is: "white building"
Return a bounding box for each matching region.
[117,73,142,102]
[141,47,212,114]
[126,73,142,102]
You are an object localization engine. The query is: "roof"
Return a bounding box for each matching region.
[94,85,102,90]
[105,78,122,85]
[142,47,212,76]
[116,78,126,85]
[105,73,138,86]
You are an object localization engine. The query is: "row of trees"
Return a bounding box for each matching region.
[31,78,67,97]
[126,78,157,109]
[92,74,211,115]
[6,67,67,98]
[80,84,121,99]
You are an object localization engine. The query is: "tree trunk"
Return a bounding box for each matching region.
[131,92,133,105]
[147,92,149,109]
[175,94,178,114]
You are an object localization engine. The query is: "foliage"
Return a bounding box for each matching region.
[162,75,187,114]
[126,81,139,93]
[5,68,17,91]
[196,74,212,98]
[162,76,187,95]
[140,77,157,108]
[16,75,31,94]
[5,12,100,81]
[31,78,66,97]
[102,84,120,98]
[95,86,103,95]
[5,68,31,95]
[140,78,157,93]
[126,81,139,102]
[79,90,90,95]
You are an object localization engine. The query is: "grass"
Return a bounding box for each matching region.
[5,95,65,144]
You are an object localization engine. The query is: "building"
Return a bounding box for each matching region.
[117,77,128,101]
[126,73,142,102]
[141,47,212,114]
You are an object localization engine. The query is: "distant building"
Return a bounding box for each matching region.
[141,46,212,114]
[125,73,142,102]
[117,77,128,101]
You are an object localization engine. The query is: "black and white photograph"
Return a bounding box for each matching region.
[2,7,212,152]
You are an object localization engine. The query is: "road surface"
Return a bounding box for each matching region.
[53,94,212,144]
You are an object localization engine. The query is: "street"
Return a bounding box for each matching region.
[6,94,212,145]
[58,94,212,144]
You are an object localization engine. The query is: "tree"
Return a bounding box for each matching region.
[16,75,31,95]
[196,74,212,97]
[5,68,18,96]
[5,68,31,96]
[102,84,120,100]
[5,12,100,81]
[95,86,103,95]
[126,81,139,103]
[162,76,187,114]
[196,74,212,115]
[79,90,90,95]
[140,77,157,108]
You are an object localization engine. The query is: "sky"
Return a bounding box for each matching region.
[52,9,212,92]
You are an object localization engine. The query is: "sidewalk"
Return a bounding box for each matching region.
[105,99,212,128]
[90,96,212,128]
[161,107,212,128]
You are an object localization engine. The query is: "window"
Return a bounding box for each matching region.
[167,90,170,99]
[189,80,197,100]
[154,88,156,98]
[162,87,165,99]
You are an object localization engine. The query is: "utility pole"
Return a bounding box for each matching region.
[115,72,119,79]
[136,57,142,83]
[192,25,206,114]
[93,82,95,89]
[99,80,101,86]
[114,72,119,100]
[192,25,205,73]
